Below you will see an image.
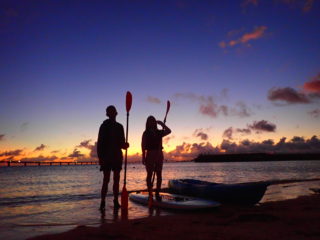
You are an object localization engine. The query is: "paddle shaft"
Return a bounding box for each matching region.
[151,101,170,187]
[123,112,129,185]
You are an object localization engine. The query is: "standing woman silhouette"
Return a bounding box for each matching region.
[142,116,171,201]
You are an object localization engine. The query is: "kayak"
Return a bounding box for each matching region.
[129,191,221,210]
[168,179,269,205]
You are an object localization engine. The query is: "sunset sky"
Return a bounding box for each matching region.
[1,0,320,162]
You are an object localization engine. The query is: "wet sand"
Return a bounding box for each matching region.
[28,194,320,240]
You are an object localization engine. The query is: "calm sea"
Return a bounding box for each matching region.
[0,160,320,240]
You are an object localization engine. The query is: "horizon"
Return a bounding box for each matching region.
[1,0,320,163]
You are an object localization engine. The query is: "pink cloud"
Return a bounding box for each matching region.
[240,26,267,43]
[219,26,267,48]
[303,73,320,93]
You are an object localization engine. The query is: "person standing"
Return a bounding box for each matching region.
[142,116,171,201]
[97,105,129,210]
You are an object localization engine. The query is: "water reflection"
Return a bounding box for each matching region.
[0,161,319,240]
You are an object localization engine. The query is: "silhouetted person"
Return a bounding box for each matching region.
[142,116,171,201]
[97,105,129,211]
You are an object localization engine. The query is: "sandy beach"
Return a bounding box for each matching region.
[28,193,320,240]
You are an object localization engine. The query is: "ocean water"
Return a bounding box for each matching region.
[0,160,320,240]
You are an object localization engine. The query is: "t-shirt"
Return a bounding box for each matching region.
[142,129,165,151]
[97,119,125,163]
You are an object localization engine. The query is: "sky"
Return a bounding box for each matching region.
[1,0,320,162]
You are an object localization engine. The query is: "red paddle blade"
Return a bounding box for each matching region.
[121,186,128,209]
[126,91,132,112]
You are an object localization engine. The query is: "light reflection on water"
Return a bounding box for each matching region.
[0,160,319,240]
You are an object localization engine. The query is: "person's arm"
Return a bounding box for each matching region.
[141,132,146,165]
[157,121,171,137]
[97,125,104,166]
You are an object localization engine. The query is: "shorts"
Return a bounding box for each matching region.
[99,160,122,172]
[145,149,163,173]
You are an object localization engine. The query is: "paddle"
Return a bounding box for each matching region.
[164,100,170,125]
[121,91,132,210]
[151,100,171,195]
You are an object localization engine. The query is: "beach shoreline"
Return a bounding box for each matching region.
[28,193,320,240]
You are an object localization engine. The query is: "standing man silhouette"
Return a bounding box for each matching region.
[97,105,129,211]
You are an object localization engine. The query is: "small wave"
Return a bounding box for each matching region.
[263,178,320,185]
[0,192,102,207]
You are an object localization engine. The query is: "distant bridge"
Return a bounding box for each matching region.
[0,161,99,167]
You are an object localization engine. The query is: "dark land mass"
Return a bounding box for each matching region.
[193,153,320,162]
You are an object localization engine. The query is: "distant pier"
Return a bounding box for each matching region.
[0,161,98,167]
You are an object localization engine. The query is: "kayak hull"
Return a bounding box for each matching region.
[129,191,220,210]
[168,179,268,205]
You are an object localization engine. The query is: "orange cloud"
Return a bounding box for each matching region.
[219,26,267,48]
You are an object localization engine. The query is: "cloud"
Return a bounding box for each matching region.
[242,0,314,12]
[249,120,276,132]
[223,127,234,140]
[147,96,161,104]
[76,139,97,159]
[34,144,47,151]
[77,140,92,149]
[268,87,310,104]
[20,122,29,132]
[220,135,320,153]
[303,0,314,12]
[193,129,209,141]
[223,120,275,140]
[165,142,220,161]
[174,93,252,118]
[219,26,267,48]
[163,135,175,145]
[303,73,320,93]
[0,134,4,141]
[223,126,252,140]
[0,149,23,157]
[240,26,267,43]
[309,109,320,118]
[68,149,85,159]
[242,0,259,8]
[19,155,58,162]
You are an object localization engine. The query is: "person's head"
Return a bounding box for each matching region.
[146,115,157,131]
[106,105,117,120]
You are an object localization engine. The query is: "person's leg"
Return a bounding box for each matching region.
[155,169,162,194]
[100,170,111,210]
[113,170,121,207]
[146,169,153,196]
[155,152,163,201]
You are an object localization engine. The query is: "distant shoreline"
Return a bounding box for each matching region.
[193,153,320,162]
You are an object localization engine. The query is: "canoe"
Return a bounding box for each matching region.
[168,179,269,205]
[129,191,220,210]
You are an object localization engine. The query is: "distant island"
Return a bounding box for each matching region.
[193,153,320,162]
